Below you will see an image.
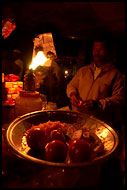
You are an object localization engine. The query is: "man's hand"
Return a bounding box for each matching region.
[70,92,81,107]
[77,99,102,112]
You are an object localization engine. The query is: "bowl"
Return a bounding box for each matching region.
[6,110,119,188]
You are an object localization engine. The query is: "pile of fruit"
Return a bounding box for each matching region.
[23,120,104,163]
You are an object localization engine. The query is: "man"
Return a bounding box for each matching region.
[66,39,125,189]
[66,39,125,128]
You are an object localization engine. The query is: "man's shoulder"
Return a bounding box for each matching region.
[110,66,123,76]
[78,64,91,72]
[108,66,124,83]
[104,62,123,76]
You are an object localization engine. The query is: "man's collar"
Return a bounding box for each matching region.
[90,61,115,72]
[94,62,101,70]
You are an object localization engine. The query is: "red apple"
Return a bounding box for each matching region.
[26,127,49,150]
[45,140,67,162]
[50,129,66,143]
[67,139,92,163]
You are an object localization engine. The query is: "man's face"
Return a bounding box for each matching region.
[92,41,108,62]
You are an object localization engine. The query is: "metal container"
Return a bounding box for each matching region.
[6,110,119,188]
[15,90,42,116]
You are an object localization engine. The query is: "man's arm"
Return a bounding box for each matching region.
[66,68,82,107]
[99,72,125,111]
[77,72,125,114]
[66,68,81,98]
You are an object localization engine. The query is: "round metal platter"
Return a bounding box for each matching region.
[6,110,119,167]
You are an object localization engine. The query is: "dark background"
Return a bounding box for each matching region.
[2,2,125,74]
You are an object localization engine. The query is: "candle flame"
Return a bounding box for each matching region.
[29,51,51,70]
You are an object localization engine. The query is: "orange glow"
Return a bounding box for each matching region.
[29,51,50,70]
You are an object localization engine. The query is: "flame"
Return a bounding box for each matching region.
[29,51,51,70]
